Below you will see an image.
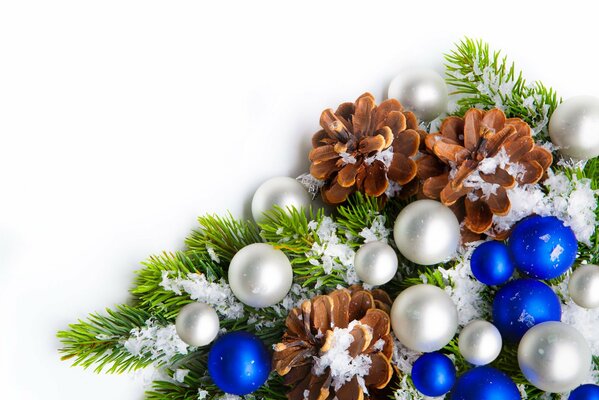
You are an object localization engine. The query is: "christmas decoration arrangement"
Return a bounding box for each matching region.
[58,38,599,399]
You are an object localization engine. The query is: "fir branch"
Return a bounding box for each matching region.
[259,206,321,259]
[445,38,560,139]
[185,213,263,264]
[335,193,385,242]
[57,305,156,373]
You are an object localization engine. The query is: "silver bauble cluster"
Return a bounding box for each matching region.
[458,320,502,366]
[353,241,398,286]
[549,95,599,160]
[175,302,220,347]
[569,264,599,309]
[251,177,311,222]
[388,68,449,122]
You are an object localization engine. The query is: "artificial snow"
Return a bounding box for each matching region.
[173,369,189,383]
[160,272,244,320]
[550,245,564,262]
[312,320,373,393]
[296,173,325,198]
[205,245,221,264]
[359,215,391,244]
[123,319,188,363]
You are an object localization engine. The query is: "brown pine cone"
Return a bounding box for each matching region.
[309,93,423,204]
[419,108,552,240]
[273,286,395,400]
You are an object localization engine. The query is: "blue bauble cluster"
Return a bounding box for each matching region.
[411,352,456,397]
[570,384,599,400]
[451,366,520,400]
[492,278,561,342]
[470,241,515,285]
[508,215,577,279]
[208,331,271,396]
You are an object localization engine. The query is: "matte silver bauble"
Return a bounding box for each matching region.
[549,95,599,160]
[391,284,458,352]
[354,241,398,286]
[251,177,311,222]
[387,68,449,122]
[569,264,599,309]
[518,321,592,393]
[175,302,220,347]
[228,243,293,308]
[458,320,502,366]
[393,200,460,265]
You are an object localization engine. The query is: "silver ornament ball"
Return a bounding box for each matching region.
[549,95,599,160]
[518,321,592,393]
[391,284,458,352]
[228,243,293,308]
[569,264,599,309]
[354,241,398,286]
[387,68,449,122]
[251,177,311,222]
[393,200,460,265]
[458,320,503,366]
[175,302,220,347]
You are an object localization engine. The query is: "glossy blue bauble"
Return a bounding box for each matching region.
[411,352,456,397]
[570,384,599,400]
[451,366,520,400]
[208,331,271,395]
[508,215,577,279]
[470,241,515,285]
[492,278,561,342]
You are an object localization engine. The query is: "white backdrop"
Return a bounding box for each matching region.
[1,1,598,398]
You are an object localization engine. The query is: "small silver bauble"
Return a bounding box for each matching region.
[391,284,458,352]
[251,177,311,222]
[549,95,599,160]
[228,243,293,308]
[518,321,592,393]
[175,302,220,347]
[354,241,398,286]
[387,68,449,122]
[393,199,460,265]
[458,320,503,366]
[569,264,599,309]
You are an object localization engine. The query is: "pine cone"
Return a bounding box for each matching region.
[419,108,552,239]
[273,286,395,400]
[309,93,422,204]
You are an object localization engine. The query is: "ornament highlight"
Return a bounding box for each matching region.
[569,264,599,309]
[391,284,458,352]
[353,241,398,286]
[549,95,599,160]
[492,278,562,342]
[251,177,311,222]
[411,352,456,397]
[387,68,448,122]
[569,384,599,400]
[175,302,220,347]
[451,366,520,400]
[228,243,293,308]
[508,215,577,280]
[393,200,460,265]
[470,241,515,286]
[208,331,271,396]
[458,320,502,366]
[518,321,592,393]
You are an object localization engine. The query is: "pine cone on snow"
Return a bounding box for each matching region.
[309,93,423,204]
[419,108,553,240]
[273,286,396,400]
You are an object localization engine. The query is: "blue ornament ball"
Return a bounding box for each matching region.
[492,278,561,342]
[411,352,456,397]
[570,384,599,400]
[470,241,515,285]
[451,366,520,400]
[508,215,577,279]
[208,331,271,395]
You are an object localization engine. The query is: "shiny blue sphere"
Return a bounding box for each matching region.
[492,278,561,342]
[470,241,515,285]
[208,331,271,395]
[508,215,577,279]
[570,384,599,400]
[411,352,456,397]
[451,366,520,400]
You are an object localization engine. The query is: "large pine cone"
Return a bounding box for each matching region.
[419,108,552,240]
[309,93,423,204]
[273,286,395,400]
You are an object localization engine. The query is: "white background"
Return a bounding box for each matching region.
[1,1,599,398]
